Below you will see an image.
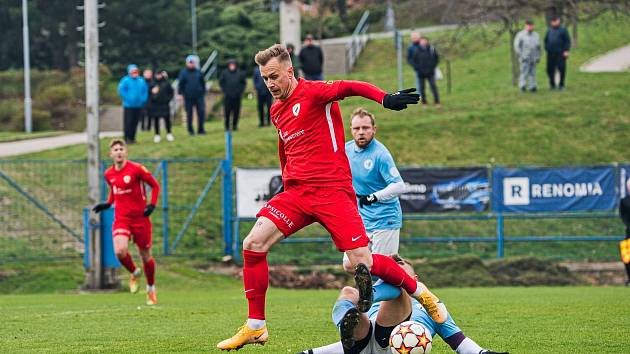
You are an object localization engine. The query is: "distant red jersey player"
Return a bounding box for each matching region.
[93,139,160,305]
[217,44,446,351]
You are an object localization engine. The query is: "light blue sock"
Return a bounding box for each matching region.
[332,299,356,329]
[373,278,402,302]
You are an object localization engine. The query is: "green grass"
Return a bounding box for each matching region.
[0,265,628,353]
[0,131,67,143]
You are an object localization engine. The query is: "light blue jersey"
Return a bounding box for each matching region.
[367,299,461,340]
[346,138,403,231]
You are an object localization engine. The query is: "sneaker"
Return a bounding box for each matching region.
[217,323,268,350]
[529,87,537,92]
[129,268,142,294]
[412,281,448,324]
[146,289,158,306]
[340,307,361,350]
[520,86,526,92]
[354,263,373,313]
[166,133,174,142]
[153,135,161,143]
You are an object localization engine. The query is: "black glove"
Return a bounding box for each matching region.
[382,88,420,111]
[92,203,111,213]
[357,194,378,208]
[144,204,156,217]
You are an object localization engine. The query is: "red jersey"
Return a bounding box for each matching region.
[104,160,160,219]
[270,79,386,187]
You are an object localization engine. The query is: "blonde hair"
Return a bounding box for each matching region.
[350,107,375,126]
[255,44,292,66]
[109,139,126,148]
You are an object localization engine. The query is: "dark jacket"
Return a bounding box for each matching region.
[219,67,246,99]
[177,68,206,99]
[253,66,269,95]
[410,44,439,75]
[147,78,174,117]
[544,26,571,55]
[298,45,324,75]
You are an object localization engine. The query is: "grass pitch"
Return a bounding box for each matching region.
[1,268,629,353]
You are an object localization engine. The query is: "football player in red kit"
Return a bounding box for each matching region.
[217,44,446,350]
[93,139,160,305]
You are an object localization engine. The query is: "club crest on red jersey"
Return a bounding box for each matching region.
[292,103,300,117]
[123,175,131,184]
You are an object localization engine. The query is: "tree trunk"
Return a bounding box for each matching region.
[571,17,578,48]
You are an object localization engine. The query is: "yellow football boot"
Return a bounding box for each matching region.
[146,289,158,306]
[413,282,448,324]
[217,323,268,350]
[129,269,142,294]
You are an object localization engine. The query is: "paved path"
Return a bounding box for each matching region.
[580,43,630,72]
[0,132,121,158]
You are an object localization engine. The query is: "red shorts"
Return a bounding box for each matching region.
[112,216,152,249]
[256,185,369,251]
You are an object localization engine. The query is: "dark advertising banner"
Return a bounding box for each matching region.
[399,167,490,213]
[492,166,617,213]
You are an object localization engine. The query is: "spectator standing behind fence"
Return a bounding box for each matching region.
[514,20,541,92]
[141,69,154,131]
[253,65,272,127]
[177,55,207,136]
[544,16,571,91]
[619,179,630,286]
[408,34,440,106]
[148,70,174,143]
[118,64,148,144]
[219,59,246,131]
[286,43,299,78]
[299,34,324,80]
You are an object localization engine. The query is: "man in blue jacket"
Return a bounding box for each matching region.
[544,16,571,90]
[177,55,207,135]
[118,64,148,144]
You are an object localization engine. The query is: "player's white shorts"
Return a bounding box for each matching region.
[343,229,400,268]
[367,229,400,256]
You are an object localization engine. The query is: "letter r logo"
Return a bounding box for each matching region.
[503,177,530,205]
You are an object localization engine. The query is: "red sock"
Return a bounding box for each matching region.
[118,252,137,274]
[243,250,269,320]
[370,254,418,294]
[143,258,156,286]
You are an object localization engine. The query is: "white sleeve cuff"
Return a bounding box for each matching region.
[373,181,406,201]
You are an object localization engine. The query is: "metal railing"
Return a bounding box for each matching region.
[347,10,370,72]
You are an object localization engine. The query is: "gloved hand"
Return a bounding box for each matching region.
[144,204,156,217]
[92,203,111,213]
[382,88,420,111]
[357,194,378,208]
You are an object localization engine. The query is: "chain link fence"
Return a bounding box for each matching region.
[0,159,223,263]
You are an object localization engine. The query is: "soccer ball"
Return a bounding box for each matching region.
[389,321,432,354]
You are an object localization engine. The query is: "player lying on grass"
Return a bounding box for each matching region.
[217,44,447,350]
[299,255,509,354]
[93,139,160,305]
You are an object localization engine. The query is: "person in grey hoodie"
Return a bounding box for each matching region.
[514,20,541,92]
[544,16,571,90]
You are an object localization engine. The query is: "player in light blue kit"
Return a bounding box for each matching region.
[344,107,406,264]
[298,255,509,354]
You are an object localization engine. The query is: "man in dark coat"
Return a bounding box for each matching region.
[148,70,174,143]
[298,34,324,81]
[219,59,247,131]
[177,55,206,135]
[408,35,440,106]
[544,16,571,90]
[253,65,272,127]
